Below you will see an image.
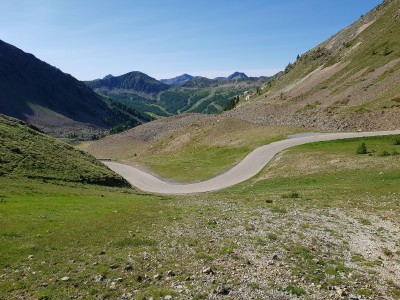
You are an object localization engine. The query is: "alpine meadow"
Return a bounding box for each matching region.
[0,1,399,299]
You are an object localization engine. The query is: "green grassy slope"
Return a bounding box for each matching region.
[0,114,128,187]
[100,86,245,119]
[1,134,399,299]
[229,0,400,131]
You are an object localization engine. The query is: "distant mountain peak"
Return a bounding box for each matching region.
[103,74,114,80]
[86,71,169,95]
[228,72,248,79]
[160,74,194,86]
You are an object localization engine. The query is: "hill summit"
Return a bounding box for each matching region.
[228,72,248,79]
[86,71,170,97]
[160,74,194,86]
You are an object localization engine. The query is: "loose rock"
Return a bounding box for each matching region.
[202,267,213,274]
[216,285,230,295]
[124,265,133,271]
[94,274,105,282]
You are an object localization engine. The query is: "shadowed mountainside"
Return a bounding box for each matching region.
[0,40,145,137]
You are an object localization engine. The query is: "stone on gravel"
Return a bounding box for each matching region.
[202,266,213,274]
[60,276,70,281]
[124,265,133,271]
[94,274,105,282]
[121,293,133,299]
[216,285,230,295]
[336,288,345,296]
[312,258,320,264]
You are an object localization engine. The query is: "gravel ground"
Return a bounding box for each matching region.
[116,195,400,299]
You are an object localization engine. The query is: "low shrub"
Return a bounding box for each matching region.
[356,142,367,154]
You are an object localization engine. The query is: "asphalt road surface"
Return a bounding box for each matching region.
[104,130,400,194]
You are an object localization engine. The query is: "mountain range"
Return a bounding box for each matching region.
[0,40,146,137]
[0,38,272,137]
[1,0,399,138]
[159,72,249,86]
[85,71,271,119]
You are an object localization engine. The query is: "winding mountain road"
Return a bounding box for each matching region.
[104,130,400,194]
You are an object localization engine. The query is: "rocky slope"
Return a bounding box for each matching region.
[227,0,400,131]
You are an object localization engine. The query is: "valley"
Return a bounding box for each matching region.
[1,0,400,299]
[85,72,270,120]
[101,130,400,194]
[1,131,399,299]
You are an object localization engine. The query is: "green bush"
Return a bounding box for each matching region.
[282,191,300,199]
[394,138,400,145]
[378,150,391,157]
[356,142,368,154]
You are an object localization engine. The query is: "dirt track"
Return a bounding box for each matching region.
[104,130,400,194]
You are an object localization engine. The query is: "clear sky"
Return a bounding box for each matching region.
[0,0,382,80]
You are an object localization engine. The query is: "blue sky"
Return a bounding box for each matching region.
[0,0,382,80]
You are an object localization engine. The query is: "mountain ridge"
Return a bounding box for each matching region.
[0,39,145,137]
[160,74,194,86]
[86,70,274,119]
[86,71,170,97]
